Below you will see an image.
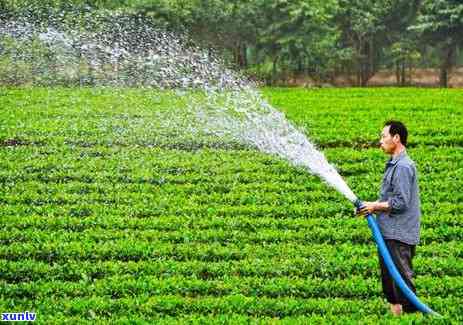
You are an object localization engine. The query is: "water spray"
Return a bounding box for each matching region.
[353,199,441,316]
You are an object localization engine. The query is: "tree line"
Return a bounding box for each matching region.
[2,0,463,87]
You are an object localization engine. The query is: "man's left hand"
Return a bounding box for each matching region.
[355,201,377,216]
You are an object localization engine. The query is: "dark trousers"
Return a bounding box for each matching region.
[378,239,418,313]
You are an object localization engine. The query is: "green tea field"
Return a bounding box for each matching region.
[1,87,462,323]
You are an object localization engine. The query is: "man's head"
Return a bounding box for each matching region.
[380,120,408,155]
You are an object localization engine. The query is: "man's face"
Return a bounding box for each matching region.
[379,125,397,154]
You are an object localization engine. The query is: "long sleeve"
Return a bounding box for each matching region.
[387,164,414,214]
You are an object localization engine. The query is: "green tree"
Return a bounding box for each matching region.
[134,0,341,84]
[389,40,421,86]
[336,0,390,86]
[255,0,340,83]
[381,0,421,86]
[135,0,260,69]
[411,0,463,87]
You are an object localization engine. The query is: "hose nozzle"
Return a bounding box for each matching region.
[353,198,363,209]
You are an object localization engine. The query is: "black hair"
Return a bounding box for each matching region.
[384,120,408,146]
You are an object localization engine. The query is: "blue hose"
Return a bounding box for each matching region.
[354,199,440,316]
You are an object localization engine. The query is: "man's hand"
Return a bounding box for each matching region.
[355,201,377,217]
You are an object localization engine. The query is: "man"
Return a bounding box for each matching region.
[356,120,421,316]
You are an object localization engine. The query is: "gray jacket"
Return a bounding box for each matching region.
[377,150,421,245]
